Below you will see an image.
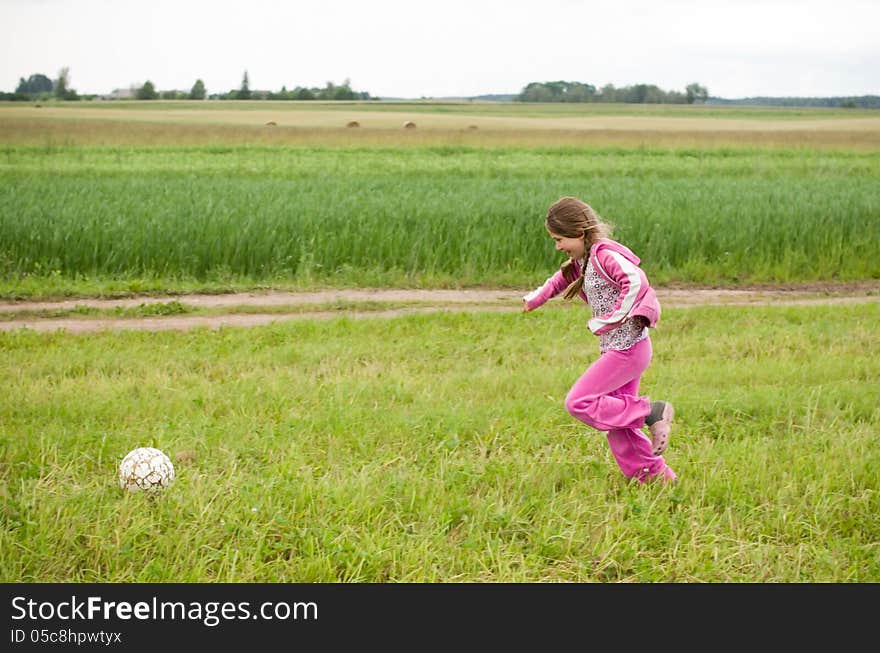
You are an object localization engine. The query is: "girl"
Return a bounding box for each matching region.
[522,196,677,483]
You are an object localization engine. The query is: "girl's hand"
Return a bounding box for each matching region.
[522,302,533,313]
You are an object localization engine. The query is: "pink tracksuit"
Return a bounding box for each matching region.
[523,238,674,483]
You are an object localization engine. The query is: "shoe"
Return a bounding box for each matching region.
[647,401,674,456]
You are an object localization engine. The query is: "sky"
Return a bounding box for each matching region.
[1,0,878,99]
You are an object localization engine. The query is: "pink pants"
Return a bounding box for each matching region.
[564,337,671,482]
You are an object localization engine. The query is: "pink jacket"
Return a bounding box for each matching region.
[522,238,661,335]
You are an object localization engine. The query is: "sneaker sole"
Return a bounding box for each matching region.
[650,403,674,456]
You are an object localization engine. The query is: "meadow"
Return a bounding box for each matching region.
[1,101,878,582]
[2,303,878,582]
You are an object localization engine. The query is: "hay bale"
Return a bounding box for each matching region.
[467,124,479,130]
[403,121,417,129]
[346,121,360,128]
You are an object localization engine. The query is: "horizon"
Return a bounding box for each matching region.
[2,0,878,100]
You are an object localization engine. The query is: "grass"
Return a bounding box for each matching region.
[1,145,878,298]
[2,301,878,582]
[1,101,877,584]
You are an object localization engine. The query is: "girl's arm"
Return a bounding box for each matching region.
[522,269,570,312]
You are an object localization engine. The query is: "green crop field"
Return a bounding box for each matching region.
[1,101,878,583]
[1,123,878,299]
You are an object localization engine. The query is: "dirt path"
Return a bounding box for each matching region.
[1,284,877,333]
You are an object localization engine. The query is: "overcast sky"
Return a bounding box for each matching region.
[2,0,878,99]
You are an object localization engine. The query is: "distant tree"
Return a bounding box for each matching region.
[293,87,315,100]
[686,83,709,104]
[316,81,335,100]
[516,82,554,102]
[54,67,70,99]
[209,76,372,102]
[136,81,159,100]
[641,84,667,103]
[325,79,358,100]
[268,85,295,100]
[599,84,617,102]
[16,74,53,98]
[518,79,701,104]
[52,67,78,100]
[237,71,251,100]
[333,80,351,100]
[631,84,650,103]
[516,81,597,103]
[337,78,363,100]
[565,82,597,102]
[190,79,206,100]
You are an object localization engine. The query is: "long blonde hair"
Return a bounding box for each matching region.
[545,196,612,300]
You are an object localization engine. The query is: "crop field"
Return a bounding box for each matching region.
[1,145,878,296]
[1,101,879,583]
[1,102,879,298]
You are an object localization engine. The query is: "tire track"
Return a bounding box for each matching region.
[1,286,877,333]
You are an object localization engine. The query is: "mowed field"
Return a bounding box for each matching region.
[1,101,879,582]
[3,99,880,148]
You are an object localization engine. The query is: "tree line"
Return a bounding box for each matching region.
[6,69,877,107]
[2,69,375,101]
[705,95,880,109]
[2,68,81,101]
[516,80,709,104]
[135,72,374,101]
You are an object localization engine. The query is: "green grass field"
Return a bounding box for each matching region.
[1,101,878,583]
[1,144,878,298]
[2,302,878,581]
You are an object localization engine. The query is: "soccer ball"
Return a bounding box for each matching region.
[118,447,175,492]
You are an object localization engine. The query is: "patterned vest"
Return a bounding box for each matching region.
[582,257,648,353]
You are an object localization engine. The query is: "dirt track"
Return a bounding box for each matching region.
[1,284,878,333]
